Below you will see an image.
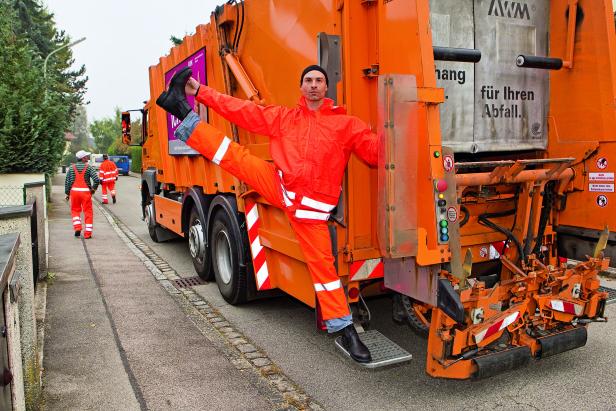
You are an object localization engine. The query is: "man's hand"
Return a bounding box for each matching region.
[115,176,119,181]
[90,189,96,195]
[65,195,69,201]
[185,77,200,96]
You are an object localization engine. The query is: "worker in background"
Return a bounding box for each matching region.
[99,154,119,204]
[157,65,378,363]
[65,150,100,239]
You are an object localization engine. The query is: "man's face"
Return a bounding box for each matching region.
[300,70,328,102]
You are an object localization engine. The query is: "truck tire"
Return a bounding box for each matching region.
[189,206,213,280]
[210,208,248,304]
[144,195,161,243]
[401,296,431,337]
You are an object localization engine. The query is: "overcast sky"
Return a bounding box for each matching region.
[44,0,616,122]
[44,0,222,122]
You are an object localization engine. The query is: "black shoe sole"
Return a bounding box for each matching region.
[74,231,81,237]
[170,66,192,88]
[156,90,169,107]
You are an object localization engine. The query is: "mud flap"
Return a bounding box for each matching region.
[472,346,531,380]
[437,278,465,323]
[537,327,587,358]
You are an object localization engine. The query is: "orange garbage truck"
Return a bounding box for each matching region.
[126,0,614,379]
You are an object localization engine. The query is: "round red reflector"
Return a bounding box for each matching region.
[348,287,360,299]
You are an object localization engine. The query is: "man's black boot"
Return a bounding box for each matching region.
[156,66,193,121]
[341,324,372,363]
[112,195,116,204]
[74,230,81,237]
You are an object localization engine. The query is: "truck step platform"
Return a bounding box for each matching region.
[598,286,616,305]
[335,329,412,368]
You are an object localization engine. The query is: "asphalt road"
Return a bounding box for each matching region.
[98,173,616,410]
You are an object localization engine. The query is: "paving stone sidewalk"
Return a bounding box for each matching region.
[42,179,280,410]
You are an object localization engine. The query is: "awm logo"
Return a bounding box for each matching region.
[488,0,531,20]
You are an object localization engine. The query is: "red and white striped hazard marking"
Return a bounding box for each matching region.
[349,258,384,281]
[473,311,519,344]
[550,300,583,316]
[245,200,271,290]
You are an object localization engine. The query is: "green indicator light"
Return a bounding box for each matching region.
[434,151,441,158]
[439,220,448,228]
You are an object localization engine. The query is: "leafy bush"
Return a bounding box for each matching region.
[130,146,142,173]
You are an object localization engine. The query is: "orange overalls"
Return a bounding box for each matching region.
[99,159,118,204]
[185,88,378,321]
[70,164,94,238]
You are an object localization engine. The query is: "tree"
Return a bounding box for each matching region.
[170,35,183,46]
[109,116,141,155]
[0,5,68,174]
[12,0,87,117]
[0,1,88,176]
[90,109,143,155]
[90,108,121,153]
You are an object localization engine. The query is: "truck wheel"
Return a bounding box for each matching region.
[189,206,213,280]
[401,296,431,337]
[144,196,160,243]
[210,208,248,304]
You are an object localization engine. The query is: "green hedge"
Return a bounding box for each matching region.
[130,146,142,173]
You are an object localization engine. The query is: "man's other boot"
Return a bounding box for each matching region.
[156,66,193,121]
[112,195,116,204]
[341,324,371,363]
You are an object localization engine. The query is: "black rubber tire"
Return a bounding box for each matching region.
[210,208,248,304]
[144,196,161,243]
[189,206,213,280]
[401,296,431,337]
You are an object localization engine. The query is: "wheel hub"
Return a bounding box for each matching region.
[215,229,233,285]
[144,203,155,228]
[189,219,205,261]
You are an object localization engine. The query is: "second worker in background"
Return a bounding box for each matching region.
[99,154,119,204]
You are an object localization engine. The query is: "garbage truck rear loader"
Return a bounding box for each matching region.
[129,0,612,379]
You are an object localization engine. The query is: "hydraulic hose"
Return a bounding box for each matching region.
[459,205,470,228]
[477,208,525,262]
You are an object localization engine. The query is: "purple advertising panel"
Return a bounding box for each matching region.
[165,48,207,155]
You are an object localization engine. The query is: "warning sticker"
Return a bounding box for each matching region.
[589,172,614,182]
[597,157,608,170]
[489,245,501,259]
[443,155,454,173]
[479,246,488,258]
[589,183,614,193]
[447,207,458,222]
[597,195,608,208]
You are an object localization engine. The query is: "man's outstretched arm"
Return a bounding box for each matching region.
[188,79,287,138]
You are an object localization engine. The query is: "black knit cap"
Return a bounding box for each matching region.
[300,65,329,86]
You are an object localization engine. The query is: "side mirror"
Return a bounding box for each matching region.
[121,111,131,145]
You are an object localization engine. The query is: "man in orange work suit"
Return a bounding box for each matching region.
[157,65,378,363]
[65,150,100,238]
[98,154,118,204]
